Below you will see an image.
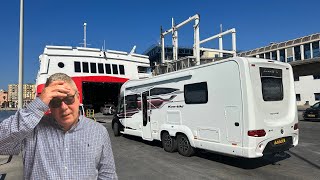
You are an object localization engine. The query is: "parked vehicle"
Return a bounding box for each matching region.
[101,104,115,115]
[112,57,299,158]
[303,102,320,120]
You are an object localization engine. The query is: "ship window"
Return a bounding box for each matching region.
[119,65,125,75]
[138,66,148,73]
[58,62,64,68]
[90,63,97,73]
[105,64,111,74]
[184,82,208,104]
[112,64,118,74]
[98,63,104,74]
[82,62,89,73]
[74,61,81,72]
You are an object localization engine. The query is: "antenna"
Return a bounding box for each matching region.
[83,22,87,48]
[220,24,223,33]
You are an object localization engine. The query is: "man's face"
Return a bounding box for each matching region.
[49,83,80,130]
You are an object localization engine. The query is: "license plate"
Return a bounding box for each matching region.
[274,138,286,145]
[307,114,315,117]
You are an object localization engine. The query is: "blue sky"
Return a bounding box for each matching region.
[0,0,319,90]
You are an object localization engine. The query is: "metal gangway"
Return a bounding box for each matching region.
[154,14,237,75]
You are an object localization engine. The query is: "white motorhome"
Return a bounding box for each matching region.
[112,57,299,158]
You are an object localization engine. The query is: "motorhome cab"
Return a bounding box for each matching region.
[112,57,299,158]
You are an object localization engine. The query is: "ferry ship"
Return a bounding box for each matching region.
[35,45,151,111]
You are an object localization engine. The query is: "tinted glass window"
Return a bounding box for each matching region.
[315,93,320,101]
[150,88,179,96]
[112,64,118,74]
[260,68,283,101]
[105,64,111,74]
[90,63,97,73]
[119,65,125,75]
[294,46,301,60]
[312,41,320,58]
[184,82,208,104]
[74,61,81,72]
[98,63,104,74]
[296,94,301,101]
[279,49,285,62]
[82,62,89,73]
[138,66,148,73]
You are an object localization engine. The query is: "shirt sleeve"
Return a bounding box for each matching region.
[97,129,118,180]
[0,97,49,155]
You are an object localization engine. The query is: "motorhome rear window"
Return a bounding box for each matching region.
[184,82,208,104]
[260,67,283,101]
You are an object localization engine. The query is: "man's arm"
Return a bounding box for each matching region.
[98,130,118,180]
[0,98,48,155]
[0,81,70,155]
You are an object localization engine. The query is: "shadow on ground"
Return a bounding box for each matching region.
[120,134,291,169]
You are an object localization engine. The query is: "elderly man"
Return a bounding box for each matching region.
[0,73,117,179]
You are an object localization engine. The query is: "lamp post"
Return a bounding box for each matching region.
[18,0,24,108]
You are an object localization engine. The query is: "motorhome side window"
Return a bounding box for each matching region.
[74,61,81,72]
[90,63,97,73]
[184,82,208,104]
[260,67,283,101]
[125,94,138,110]
[82,62,89,73]
[105,64,112,74]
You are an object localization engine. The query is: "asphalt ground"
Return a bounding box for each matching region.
[1,111,319,180]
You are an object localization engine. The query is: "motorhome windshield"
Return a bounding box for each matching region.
[260,67,283,101]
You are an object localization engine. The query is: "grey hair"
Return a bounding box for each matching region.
[45,73,77,91]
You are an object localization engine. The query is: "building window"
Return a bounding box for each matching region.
[90,63,97,73]
[119,65,125,75]
[265,52,270,59]
[112,64,118,74]
[287,47,294,62]
[296,94,301,101]
[312,41,320,58]
[105,64,111,74]
[184,82,208,104]
[259,54,264,59]
[271,51,277,60]
[98,63,104,74]
[74,61,81,72]
[304,43,311,59]
[315,93,320,101]
[294,46,301,61]
[279,49,285,62]
[82,62,89,73]
[313,74,320,79]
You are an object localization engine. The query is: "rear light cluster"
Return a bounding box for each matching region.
[248,129,266,137]
[294,123,298,130]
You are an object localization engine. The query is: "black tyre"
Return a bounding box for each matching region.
[113,122,121,137]
[161,132,177,153]
[177,134,195,157]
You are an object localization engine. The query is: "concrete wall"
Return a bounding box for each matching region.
[294,75,320,106]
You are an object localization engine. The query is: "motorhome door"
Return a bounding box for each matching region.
[142,91,152,140]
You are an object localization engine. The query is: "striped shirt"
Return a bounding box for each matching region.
[0,98,118,180]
